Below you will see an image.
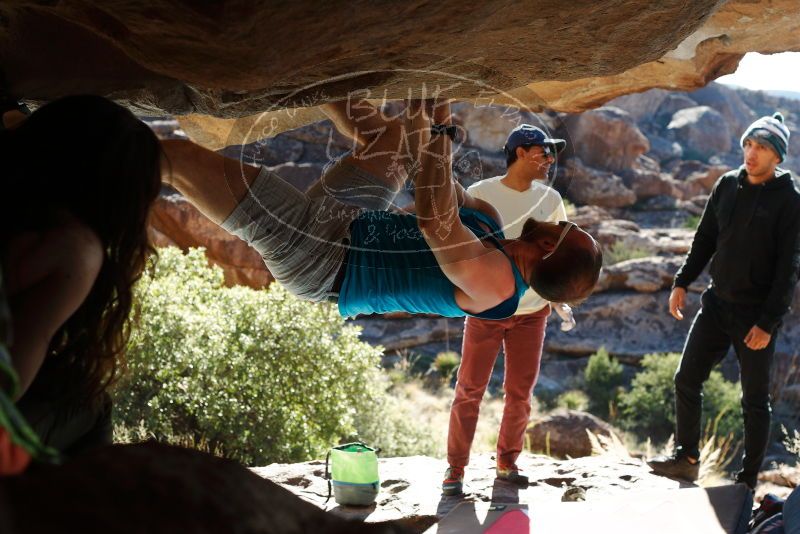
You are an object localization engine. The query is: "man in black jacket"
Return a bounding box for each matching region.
[648,112,800,490]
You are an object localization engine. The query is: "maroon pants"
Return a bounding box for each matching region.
[447,306,549,468]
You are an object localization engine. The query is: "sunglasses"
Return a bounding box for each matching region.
[542,221,577,260]
[528,145,553,157]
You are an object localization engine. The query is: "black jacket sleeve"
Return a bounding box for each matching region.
[673,183,720,289]
[756,201,800,333]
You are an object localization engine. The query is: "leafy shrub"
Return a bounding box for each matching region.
[617,353,742,443]
[563,199,577,218]
[556,389,589,411]
[352,381,440,458]
[114,247,434,464]
[584,347,625,420]
[533,385,561,411]
[683,214,702,230]
[603,242,651,266]
[433,351,461,382]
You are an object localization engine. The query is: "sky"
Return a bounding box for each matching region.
[716,52,800,93]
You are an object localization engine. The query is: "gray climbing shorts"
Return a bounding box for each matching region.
[220,156,397,302]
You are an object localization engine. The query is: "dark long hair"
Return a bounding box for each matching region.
[0,95,161,406]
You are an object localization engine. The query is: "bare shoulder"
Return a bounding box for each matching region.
[461,192,504,228]
[51,220,104,271]
[47,223,105,297]
[7,220,103,295]
[453,248,516,313]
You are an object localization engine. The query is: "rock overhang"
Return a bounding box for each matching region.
[2,0,800,148]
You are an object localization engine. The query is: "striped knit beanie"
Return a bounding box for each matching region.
[740,112,790,162]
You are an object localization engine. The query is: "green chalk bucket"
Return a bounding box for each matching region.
[325,442,379,506]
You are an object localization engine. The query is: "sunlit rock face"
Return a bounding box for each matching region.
[522,0,800,112]
[149,194,274,289]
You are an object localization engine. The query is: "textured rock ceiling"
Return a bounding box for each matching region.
[2,1,800,149]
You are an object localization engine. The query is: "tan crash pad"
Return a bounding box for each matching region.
[426,484,752,534]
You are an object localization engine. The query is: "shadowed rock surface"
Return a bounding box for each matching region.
[0,1,719,114]
[4,1,800,148]
[0,442,411,534]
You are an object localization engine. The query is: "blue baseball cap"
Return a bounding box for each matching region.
[503,124,566,156]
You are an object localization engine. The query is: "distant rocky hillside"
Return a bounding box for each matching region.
[563,82,800,211]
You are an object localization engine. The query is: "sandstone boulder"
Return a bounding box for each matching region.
[596,254,710,293]
[689,83,756,139]
[646,134,684,164]
[457,104,529,153]
[667,106,731,162]
[640,228,694,255]
[620,155,682,200]
[592,219,650,253]
[607,89,671,123]
[526,410,619,459]
[543,290,700,360]
[596,256,686,293]
[653,94,698,128]
[561,159,637,209]
[570,205,615,229]
[563,107,649,172]
[672,160,728,195]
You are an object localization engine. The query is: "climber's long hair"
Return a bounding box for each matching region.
[0,95,162,406]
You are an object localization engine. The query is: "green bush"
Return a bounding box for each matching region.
[114,247,434,464]
[584,347,625,420]
[683,214,702,230]
[352,384,440,458]
[563,199,577,218]
[433,351,461,382]
[603,242,651,266]
[617,353,742,443]
[556,389,589,411]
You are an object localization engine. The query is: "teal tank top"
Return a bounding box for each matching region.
[338,207,528,318]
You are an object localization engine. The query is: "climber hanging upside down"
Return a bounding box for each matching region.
[160,98,602,319]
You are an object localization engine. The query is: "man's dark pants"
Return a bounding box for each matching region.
[675,289,775,483]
